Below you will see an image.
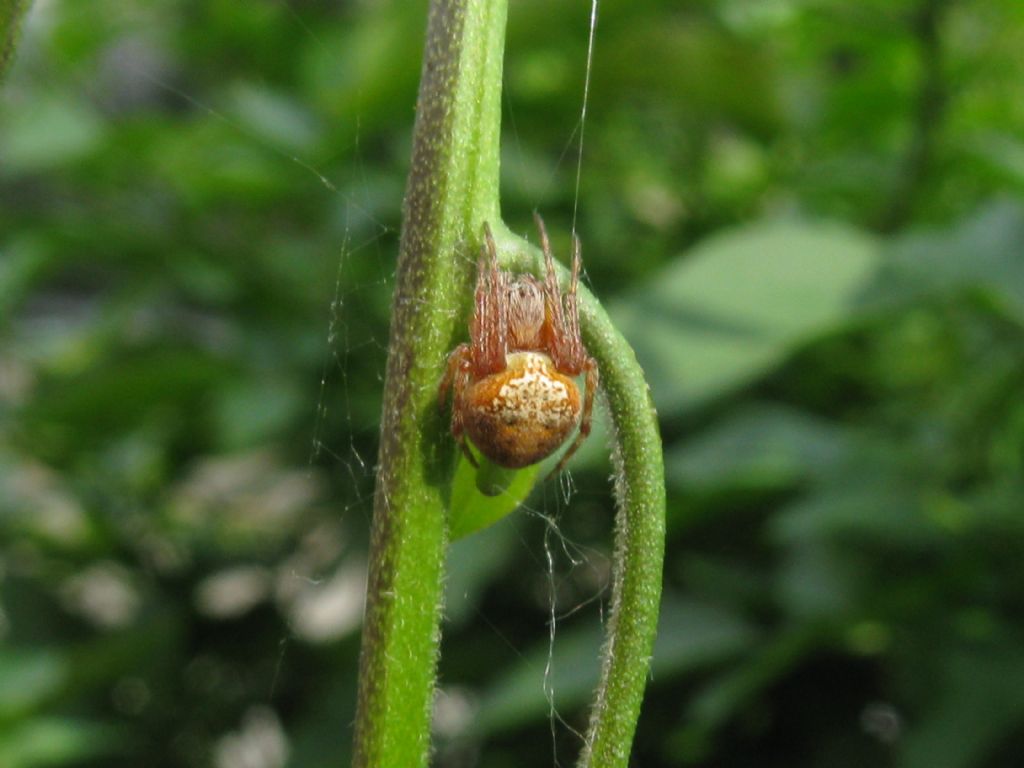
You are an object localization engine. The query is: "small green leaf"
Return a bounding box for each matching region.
[448,453,538,540]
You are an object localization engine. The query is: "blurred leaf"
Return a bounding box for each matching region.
[22,349,236,455]
[966,133,1024,192]
[770,483,943,551]
[471,625,599,738]
[225,82,322,154]
[472,597,756,736]
[445,517,520,626]
[651,596,760,677]
[865,200,1024,323]
[0,649,67,719]
[0,718,120,768]
[685,627,822,739]
[900,646,1024,768]
[613,221,880,416]
[286,671,357,768]
[0,94,105,174]
[212,377,304,450]
[597,16,782,134]
[299,5,423,139]
[665,402,850,492]
[0,237,48,322]
[775,542,861,622]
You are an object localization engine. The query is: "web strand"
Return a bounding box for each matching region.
[571,0,599,237]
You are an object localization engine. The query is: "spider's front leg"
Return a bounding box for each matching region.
[473,223,508,376]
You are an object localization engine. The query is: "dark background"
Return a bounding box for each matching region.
[2,0,1024,766]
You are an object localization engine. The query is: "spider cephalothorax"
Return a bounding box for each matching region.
[439,214,598,474]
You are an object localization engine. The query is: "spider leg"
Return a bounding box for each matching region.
[558,232,586,374]
[534,212,562,316]
[570,232,581,296]
[473,222,507,375]
[439,344,479,468]
[453,415,479,468]
[438,343,469,411]
[547,356,599,478]
[533,211,572,365]
[533,211,554,268]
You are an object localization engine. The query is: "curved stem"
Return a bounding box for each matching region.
[575,297,665,768]
[352,1,506,766]
[500,232,666,768]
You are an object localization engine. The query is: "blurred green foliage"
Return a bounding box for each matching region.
[2,0,1023,766]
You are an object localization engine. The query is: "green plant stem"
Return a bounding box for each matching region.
[501,239,666,768]
[576,304,665,768]
[352,0,507,766]
[356,0,664,765]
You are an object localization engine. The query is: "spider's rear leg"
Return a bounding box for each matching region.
[439,344,479,468]
[547,355,599,478]
[534,212,580,369]
[454,423,479,468]
[535,214,566,319]
[558,232,588,373]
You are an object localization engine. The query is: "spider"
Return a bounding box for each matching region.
[439,214,599,476]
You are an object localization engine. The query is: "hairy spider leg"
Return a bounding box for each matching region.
[441,222,517,467]
[473,223,507,375]
[559,232,587,373]
[533,212,574,369]
[437,343,462,410]
[438,343,479,467]
[532,213,600,475]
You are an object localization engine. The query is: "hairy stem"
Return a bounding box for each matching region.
[355,1,664,765]
[501,235,665,768]
[352,0,506,766]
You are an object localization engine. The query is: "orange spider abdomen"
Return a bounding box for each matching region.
[463,351,582,469]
